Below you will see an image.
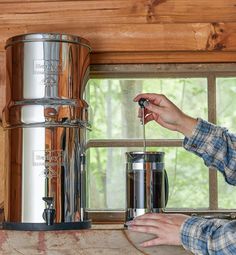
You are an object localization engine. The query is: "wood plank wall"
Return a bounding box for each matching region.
[1,0,236,206]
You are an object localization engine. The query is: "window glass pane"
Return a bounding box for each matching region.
[86,78,208,139]
[86,147,209,210]
[216,77,236,209]
[218,172,236,209]
[86,147,126,210]
[164,147,209,209]
[217,78,236,132]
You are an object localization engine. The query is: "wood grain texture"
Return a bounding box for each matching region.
[0,228,190,255]
[0,0,236,207]
[0,0,236,24]
[0,22,232,52]
[91,51,236,64]
[0,1,235,53]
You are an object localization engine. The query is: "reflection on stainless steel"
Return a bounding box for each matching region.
[3,104,91,129]
[4,33,91,101]
[126,152,168,221]
[126,208,147,219]
[2,33,91,228]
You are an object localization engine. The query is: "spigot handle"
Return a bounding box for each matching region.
[42,197,56,225]
[43,208,56,226]
[42,197,54,207]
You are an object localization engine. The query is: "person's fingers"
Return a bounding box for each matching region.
[138,107,153,118]
[135,213,166,220]
[140,237,165,247]
[138,102,164,123]
[138,107,144,118]
[128,225,158,235]
[144,113,177,130]
[133,93,164,104]
[138,109,155,125]
[144,113,156,124]
[133,93,156,101]
[131,219,162,229]
[134,213,175,224]
[144,101,164,115]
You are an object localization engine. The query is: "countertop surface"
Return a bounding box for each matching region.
[0,224,191,255]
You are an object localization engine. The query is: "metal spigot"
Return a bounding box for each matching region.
[42,197,56,226]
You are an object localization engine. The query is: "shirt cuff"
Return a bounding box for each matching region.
[180,216,230,254]
[180,217,207,253]
[183,118,217,153]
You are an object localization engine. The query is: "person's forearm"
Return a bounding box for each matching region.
[176,114,198,138]
[184,118,236,185]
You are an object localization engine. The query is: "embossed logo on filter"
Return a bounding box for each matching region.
[34,59,64,74]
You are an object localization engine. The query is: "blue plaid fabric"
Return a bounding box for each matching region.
[180,118,236,254]
[181,217,236,255]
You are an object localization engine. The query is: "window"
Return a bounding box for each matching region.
[85,64,236,222]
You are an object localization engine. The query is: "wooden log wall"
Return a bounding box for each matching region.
[1,0,236,206]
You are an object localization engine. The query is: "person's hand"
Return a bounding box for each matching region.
[127,213,190,247]
[133,93,197,137]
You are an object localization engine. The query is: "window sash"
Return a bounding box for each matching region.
[87,210,236,224]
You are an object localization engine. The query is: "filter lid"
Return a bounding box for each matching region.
[5,33,92,51]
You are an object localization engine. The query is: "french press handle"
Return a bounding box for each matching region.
[164,170,169,206]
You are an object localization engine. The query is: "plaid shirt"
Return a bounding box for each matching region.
[180,118,236,255]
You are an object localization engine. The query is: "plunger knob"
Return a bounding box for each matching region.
[138,98,148,108]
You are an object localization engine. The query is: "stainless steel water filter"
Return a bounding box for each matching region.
[126,152,169,221]
[2,33,91,230]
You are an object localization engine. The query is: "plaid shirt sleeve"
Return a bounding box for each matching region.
[183,118,236,185]
[180,217,236,255]
[180,118,236,254]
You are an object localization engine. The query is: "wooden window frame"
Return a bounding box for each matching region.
[87,63,236,223]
